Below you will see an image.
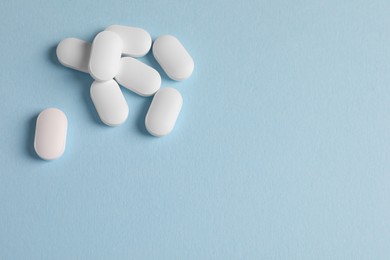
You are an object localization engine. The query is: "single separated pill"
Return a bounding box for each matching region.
[34,108,68,160]
[89,31,123,81]
[90,80,129,126]
[106,25,152,57]
[115,57,161,97]
[152,35,194,81]
[145,88,183,137]
[56,38,91,73]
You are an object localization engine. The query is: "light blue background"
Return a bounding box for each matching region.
[1,0,390,259]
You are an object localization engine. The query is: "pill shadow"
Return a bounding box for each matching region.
[72,72,105,126]
[48,44,62,68]
[136,97,153,136]
[26,114,41,160]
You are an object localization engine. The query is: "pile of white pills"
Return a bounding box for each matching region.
[34,25,194,160]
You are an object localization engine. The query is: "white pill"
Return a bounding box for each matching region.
[152,35,194,81]
[90,80,129,126]
[145,88,183,137]
[89,31,123,81]
[34,108,68,160]
[56,38,91,73]
[115,57,161,97]
[106,25,152,57]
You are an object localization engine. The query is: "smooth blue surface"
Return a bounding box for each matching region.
[1,0,390,259]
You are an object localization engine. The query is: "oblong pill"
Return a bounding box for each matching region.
[152,35,194,81]
[90,80,129,126]
[145,88,183,137]
[56,38,91,73]
[115,57,161,97]
[106,25,152,57]
[89,31,123,81]
[34,108,68,160]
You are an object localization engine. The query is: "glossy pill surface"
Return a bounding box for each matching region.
[145,88,183,137]
[90,80,129,126]
[56,38,91,73]
[115,57,161,97]
[89,31,123,81]
[152,35,194,81]
[106,25,151,57]
[34,108,68,160]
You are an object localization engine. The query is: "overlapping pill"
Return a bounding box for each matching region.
[56,38,91,73]
[90,80,129,126]
[152,35,194,81]
[34,108,68,160]
[54,26,191,142]
[115,57,161,97]
[89,31,123,81]
[106,25,152,57]
[145,88,183,137]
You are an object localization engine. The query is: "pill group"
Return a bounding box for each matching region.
[34,25,194,160]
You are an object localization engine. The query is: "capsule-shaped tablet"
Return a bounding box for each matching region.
[152,35,194,81]
[56,38,91,73]
[106,25,152,57]
[115,57,161,97]
[145,88,183,137]
[34,108,68,160]
[89,31,123,81]
[90,80,129,126]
